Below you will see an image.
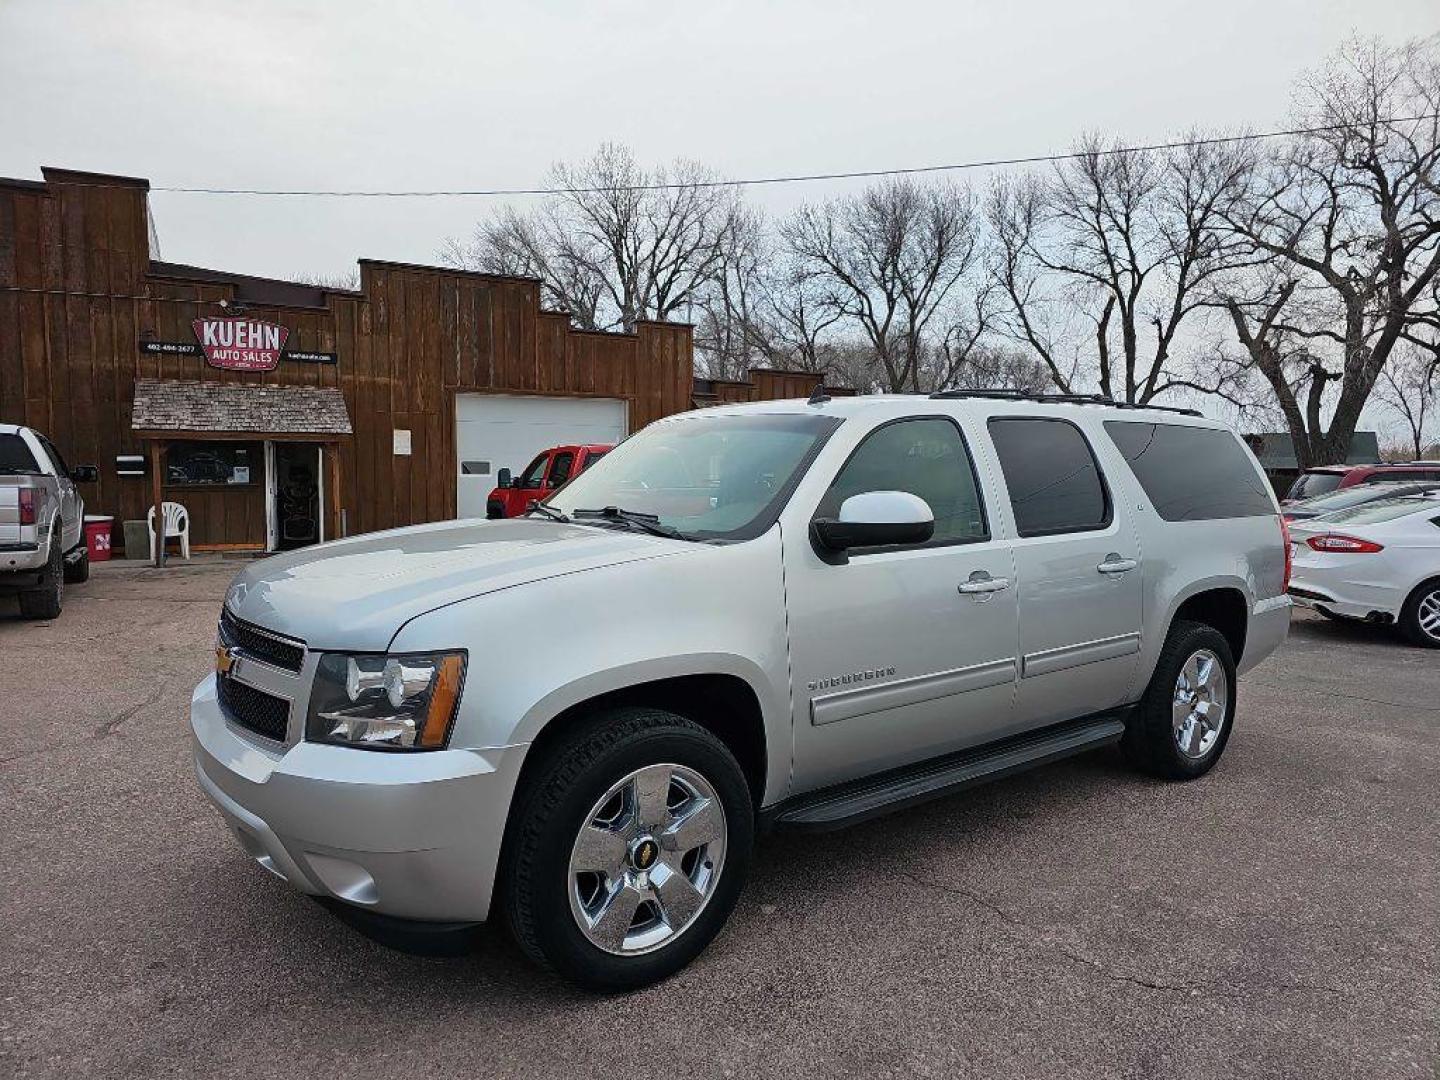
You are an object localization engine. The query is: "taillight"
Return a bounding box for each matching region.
[1279,514,1292,590]
[1307,533,1384,553]
[18,488,36,525]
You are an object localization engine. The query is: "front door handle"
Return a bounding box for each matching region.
[958,571,1012,594]
[1098,554,1139,574]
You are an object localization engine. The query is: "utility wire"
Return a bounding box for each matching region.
[61,114,1440,198]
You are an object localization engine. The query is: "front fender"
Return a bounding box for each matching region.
[389,527,794,803]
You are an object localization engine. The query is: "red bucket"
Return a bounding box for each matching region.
[84,515,114,562]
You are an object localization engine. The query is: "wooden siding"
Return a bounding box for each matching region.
[0,169,697,546]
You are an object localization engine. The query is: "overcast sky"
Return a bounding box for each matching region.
[3,0,1435,282]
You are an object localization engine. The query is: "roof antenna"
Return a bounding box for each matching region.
[807,382,831,406]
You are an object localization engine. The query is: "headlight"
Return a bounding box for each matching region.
[306,651,466,751]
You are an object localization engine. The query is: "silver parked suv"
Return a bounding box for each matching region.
[193,392,1291,989]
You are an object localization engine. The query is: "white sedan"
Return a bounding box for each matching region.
[1288,491,1440,647]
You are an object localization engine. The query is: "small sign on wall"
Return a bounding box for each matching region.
[393,429,412,456]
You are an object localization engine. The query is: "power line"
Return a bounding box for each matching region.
[66,114,1440,198]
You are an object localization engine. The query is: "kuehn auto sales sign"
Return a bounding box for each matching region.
[192,317,289,372]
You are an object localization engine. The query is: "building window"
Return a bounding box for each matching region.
[164,441,260,486]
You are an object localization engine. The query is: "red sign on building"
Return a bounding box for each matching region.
[192,317,289,372]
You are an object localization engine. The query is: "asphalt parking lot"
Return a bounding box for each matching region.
[2,560,1436,1080]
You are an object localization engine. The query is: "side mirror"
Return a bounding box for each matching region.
[70,465,99,483]
[812,491,934,556]
[496,468,512,489]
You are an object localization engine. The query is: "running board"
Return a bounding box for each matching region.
[769,715,1127,832]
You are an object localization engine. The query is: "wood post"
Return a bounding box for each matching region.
[328,442,342,539]
[149,440,165,567]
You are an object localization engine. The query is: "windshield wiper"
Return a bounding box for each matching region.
[572,506,687,540]
[523,501,570,523]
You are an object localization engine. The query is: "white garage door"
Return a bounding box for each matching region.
[455,394,628,518]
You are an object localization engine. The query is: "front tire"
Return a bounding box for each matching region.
[1123,620,1236,780]
[500,708,753,992]
[1399,579,1440,649]
[19,542,63,620]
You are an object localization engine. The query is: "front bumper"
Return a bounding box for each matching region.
[191,677,528,922]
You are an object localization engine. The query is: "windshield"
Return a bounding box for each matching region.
[0,434,41,474]
[1287,471,1344,500]
[547,411,841,541]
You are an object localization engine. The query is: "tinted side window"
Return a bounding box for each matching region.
[817,418,987,548]
[1105,421,1274,521]
[548,451,575,487]
[988,418,1109,537]
[520,453,549,488]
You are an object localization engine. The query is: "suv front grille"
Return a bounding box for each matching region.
[216,674,290,742]
[219,608,305,672]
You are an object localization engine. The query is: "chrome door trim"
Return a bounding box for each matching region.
[810,657,1018,727]
[1021,632,1141,678]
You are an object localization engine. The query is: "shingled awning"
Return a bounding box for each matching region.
[131,378,352,439]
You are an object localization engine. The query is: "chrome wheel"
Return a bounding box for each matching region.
[568,762,727,956]
[1418,589,1440,643]
[1172,648,1228,759]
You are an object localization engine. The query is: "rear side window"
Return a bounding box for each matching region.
[988,418,1109,537]
[581,449,607,471]
[816,417,988,549]
[1104,421,1275,521]
[0,434,41,474]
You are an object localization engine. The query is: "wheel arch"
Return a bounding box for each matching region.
[1170,585,1250,664]
[512,657,775,808]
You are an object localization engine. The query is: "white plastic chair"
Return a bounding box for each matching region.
[148,502,190,560]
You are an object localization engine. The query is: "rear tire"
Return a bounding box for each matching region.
[1398,579,1440,649]
[1123,620,1236,780]
[19,542,63,620]
[63,545,89,584]
[500,707,753,992]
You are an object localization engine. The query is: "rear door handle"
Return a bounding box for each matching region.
[1098,555,1139,574]
[958,571,1012,594]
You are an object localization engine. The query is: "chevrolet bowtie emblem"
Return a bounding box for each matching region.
[215,646,236,676]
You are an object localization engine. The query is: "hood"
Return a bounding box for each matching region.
[223,518,692,650]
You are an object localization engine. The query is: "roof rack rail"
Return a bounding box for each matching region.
[927,388,1202,417]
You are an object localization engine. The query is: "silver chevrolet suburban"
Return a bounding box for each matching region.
[1,423,97,619]
[192,392,1291,990]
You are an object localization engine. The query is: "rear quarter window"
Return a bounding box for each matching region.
[1105,421,1275,521]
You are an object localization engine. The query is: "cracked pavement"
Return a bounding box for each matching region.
[1,559,1436,1079]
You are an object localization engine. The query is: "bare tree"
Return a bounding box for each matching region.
[986,134,1250,403]
[292,269,360,290]
[1375,343,1439,459]
[1219,37,1440,467]
[443,143,743,333]
[691,208,846,380]
[781,179,984,392]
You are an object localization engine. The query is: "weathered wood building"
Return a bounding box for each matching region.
[0,167,843,553]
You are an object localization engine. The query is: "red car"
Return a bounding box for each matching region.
[486,444,612,519]
[1284,461,1440,503]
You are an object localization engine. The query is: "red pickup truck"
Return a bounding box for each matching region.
[486,444,612,519]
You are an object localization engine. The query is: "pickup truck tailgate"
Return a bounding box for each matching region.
[0,485,20,544]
